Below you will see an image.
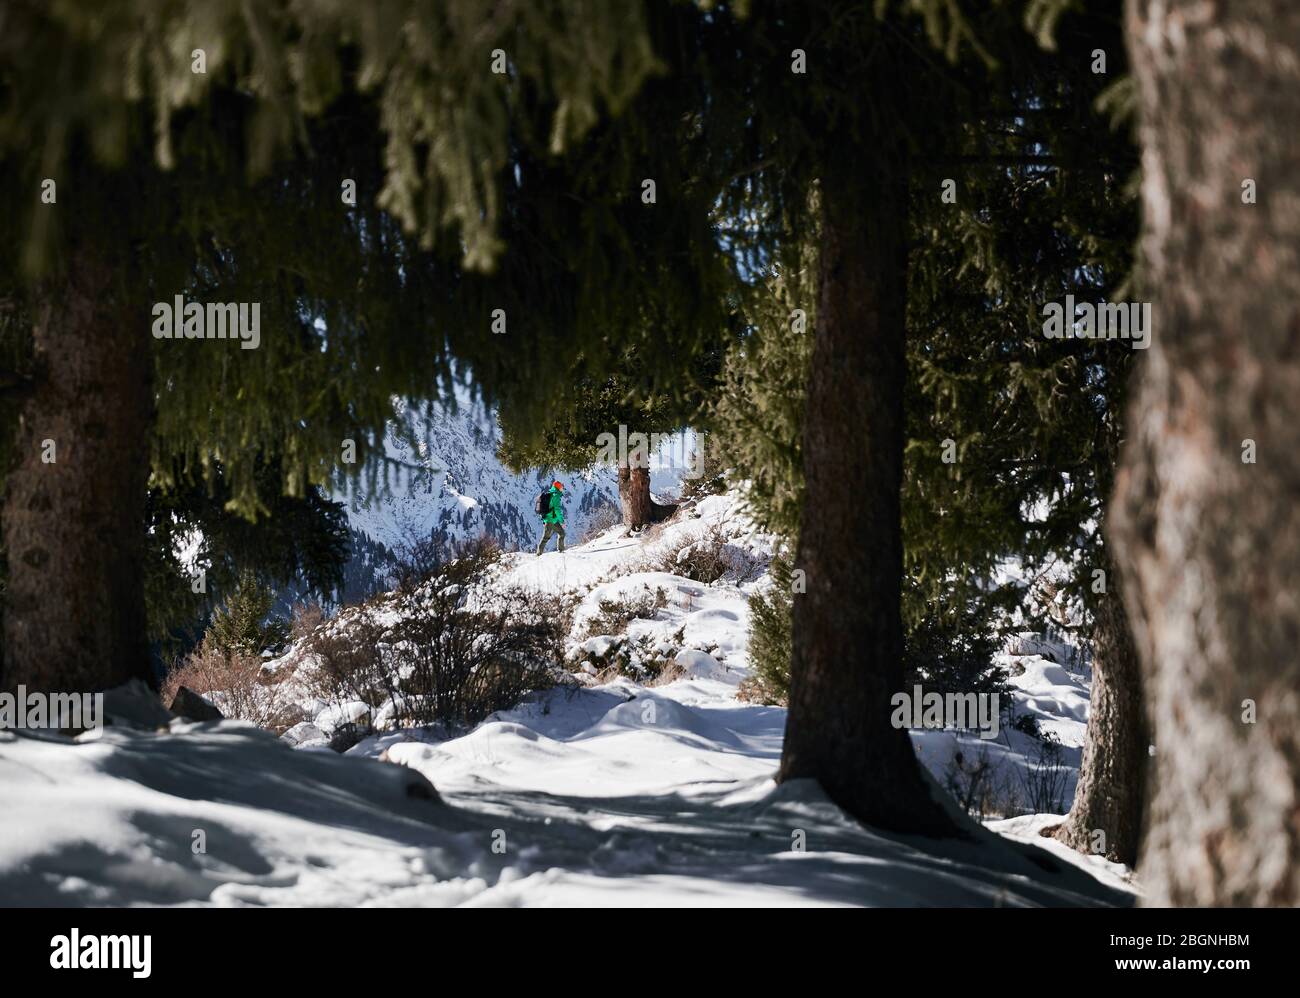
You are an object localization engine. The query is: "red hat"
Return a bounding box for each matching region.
[553,480,564,490]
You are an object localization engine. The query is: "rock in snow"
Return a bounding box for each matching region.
[169,686,224,722]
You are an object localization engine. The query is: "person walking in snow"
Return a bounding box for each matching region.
[536,480,566,555]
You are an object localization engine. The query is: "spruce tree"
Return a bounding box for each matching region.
[905,0,1147,863]
[0,0,730,692]
[707,1,1145,844]
[205,571,290,659]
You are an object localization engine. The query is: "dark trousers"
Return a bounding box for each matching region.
[536,521,565,554]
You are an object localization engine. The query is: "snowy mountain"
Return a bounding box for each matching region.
[331,397,688,598]
[339,398,618,553]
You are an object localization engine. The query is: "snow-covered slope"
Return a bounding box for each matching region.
[339,398,618,555]
[338,397,686,556]
[0,492,1132,906]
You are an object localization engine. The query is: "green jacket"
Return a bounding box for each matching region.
[543,487,565,525]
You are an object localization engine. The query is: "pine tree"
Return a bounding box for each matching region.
[0,0,731,692]
[145,458,349,659]
[205,571,290,659]
[708,0,1146,844]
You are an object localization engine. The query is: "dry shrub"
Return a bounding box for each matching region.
[163,638,301,733]
[637,522,763,585]
[569,625,686,684]
[290,601,325,642]
[398,585,567,728]
[393,533,502,595]
[300,615,391,709]
[736,672,787,706]
[302,541,568,733]
[646,658,691,686]
[583,587,669,638]
[943,744,1003,820]
[1017,732,1069,815]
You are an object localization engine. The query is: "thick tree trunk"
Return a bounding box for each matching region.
[1054,559,1149,867]
[1113,0,1300,904]
[2,243,154,693]
[617,461,677,530]
[777,158,957,835]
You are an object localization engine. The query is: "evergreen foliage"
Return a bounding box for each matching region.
[496,369,680,475]
[903,0,1138,635]
[740,554,795,705]
[205,570,290,658]
[899,578,1006,698]
[708,1,1138,698]
[706,262,814,539]
[146,459,350,653]
[0,0,743,514]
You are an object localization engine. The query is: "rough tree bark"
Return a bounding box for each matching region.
[1054,556,1149,867]
[776,156,957,835]
[618,460,677,530]
[1113,0,1300,904]
[2,241,154,693]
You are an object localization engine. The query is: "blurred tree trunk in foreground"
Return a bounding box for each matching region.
[1115,0,1300,905]
[2,238,153,691]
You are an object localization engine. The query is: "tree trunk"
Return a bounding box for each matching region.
[2,243,154,693]
[617,461,677,530]
[1113,0,1300,905]
[777,157,957,836]
[1055,558,1149,867]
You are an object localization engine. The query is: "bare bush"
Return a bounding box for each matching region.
[737,673,786,706]
[583,587,669,638]
[290,601,325,642]
[300,614,393,710]
[943,744,1001,819]
[302,542,566,733]
[400,587,566,727]
[393,534,445,594]
[1018,731,1070,815]
[163,638,301,733]
[637,522,763,585]
[392,532,502,595]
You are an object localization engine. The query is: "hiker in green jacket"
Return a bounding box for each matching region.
[536,480,566,555]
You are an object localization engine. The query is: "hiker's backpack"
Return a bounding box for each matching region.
[534,490,551,518]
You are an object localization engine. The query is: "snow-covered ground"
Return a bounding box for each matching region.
[0,493,1134,906]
